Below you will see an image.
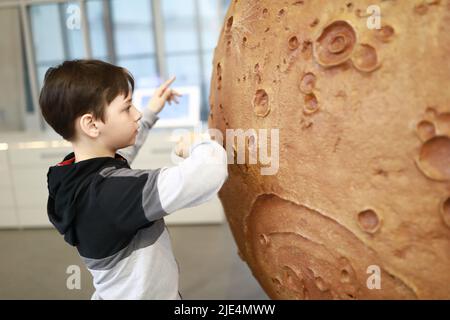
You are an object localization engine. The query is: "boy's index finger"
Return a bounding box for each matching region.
[159,76,176,97]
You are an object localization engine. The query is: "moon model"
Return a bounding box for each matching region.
[208,0,450,299]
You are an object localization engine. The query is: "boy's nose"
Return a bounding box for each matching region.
[135,108,142,122]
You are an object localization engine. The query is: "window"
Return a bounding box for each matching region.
[0,6,27,131]
[111,0,158,87]
[29,3,65,86]
[199,0,222,51]
[162,0,199,54]
[86,0,109,61]
[29,1,86,86]
[62,2,85,60]
[198,0,223,119]
[1,0,230,133]
[161,0,226,121]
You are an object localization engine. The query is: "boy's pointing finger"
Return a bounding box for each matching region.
[159,76,176,96]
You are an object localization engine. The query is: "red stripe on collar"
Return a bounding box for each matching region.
[56,154,126,166]
[57,157,76,166]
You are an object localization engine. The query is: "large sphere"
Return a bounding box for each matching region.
[209,0,450,299]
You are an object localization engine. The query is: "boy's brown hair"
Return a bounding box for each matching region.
[39,59,134,141]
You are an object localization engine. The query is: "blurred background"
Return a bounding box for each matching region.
[1,0,231,131]
[0,0,268,299]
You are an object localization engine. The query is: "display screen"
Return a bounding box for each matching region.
[133,86,201,128]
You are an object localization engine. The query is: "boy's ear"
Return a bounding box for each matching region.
[78,113,100,138]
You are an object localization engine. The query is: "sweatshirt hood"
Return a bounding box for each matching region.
[47,152,128,246]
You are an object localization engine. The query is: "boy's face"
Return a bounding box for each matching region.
[96,91,142,150]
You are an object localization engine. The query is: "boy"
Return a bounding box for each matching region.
[40,60,228,300]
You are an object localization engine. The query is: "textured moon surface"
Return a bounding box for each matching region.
[208,0,450,299]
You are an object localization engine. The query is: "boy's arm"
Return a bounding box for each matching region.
[97,138,228,227]
[117,108,159,165]
[156,138,228,214]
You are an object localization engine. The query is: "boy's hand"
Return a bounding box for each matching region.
[175,132,211,159]
[148,76,182,114]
